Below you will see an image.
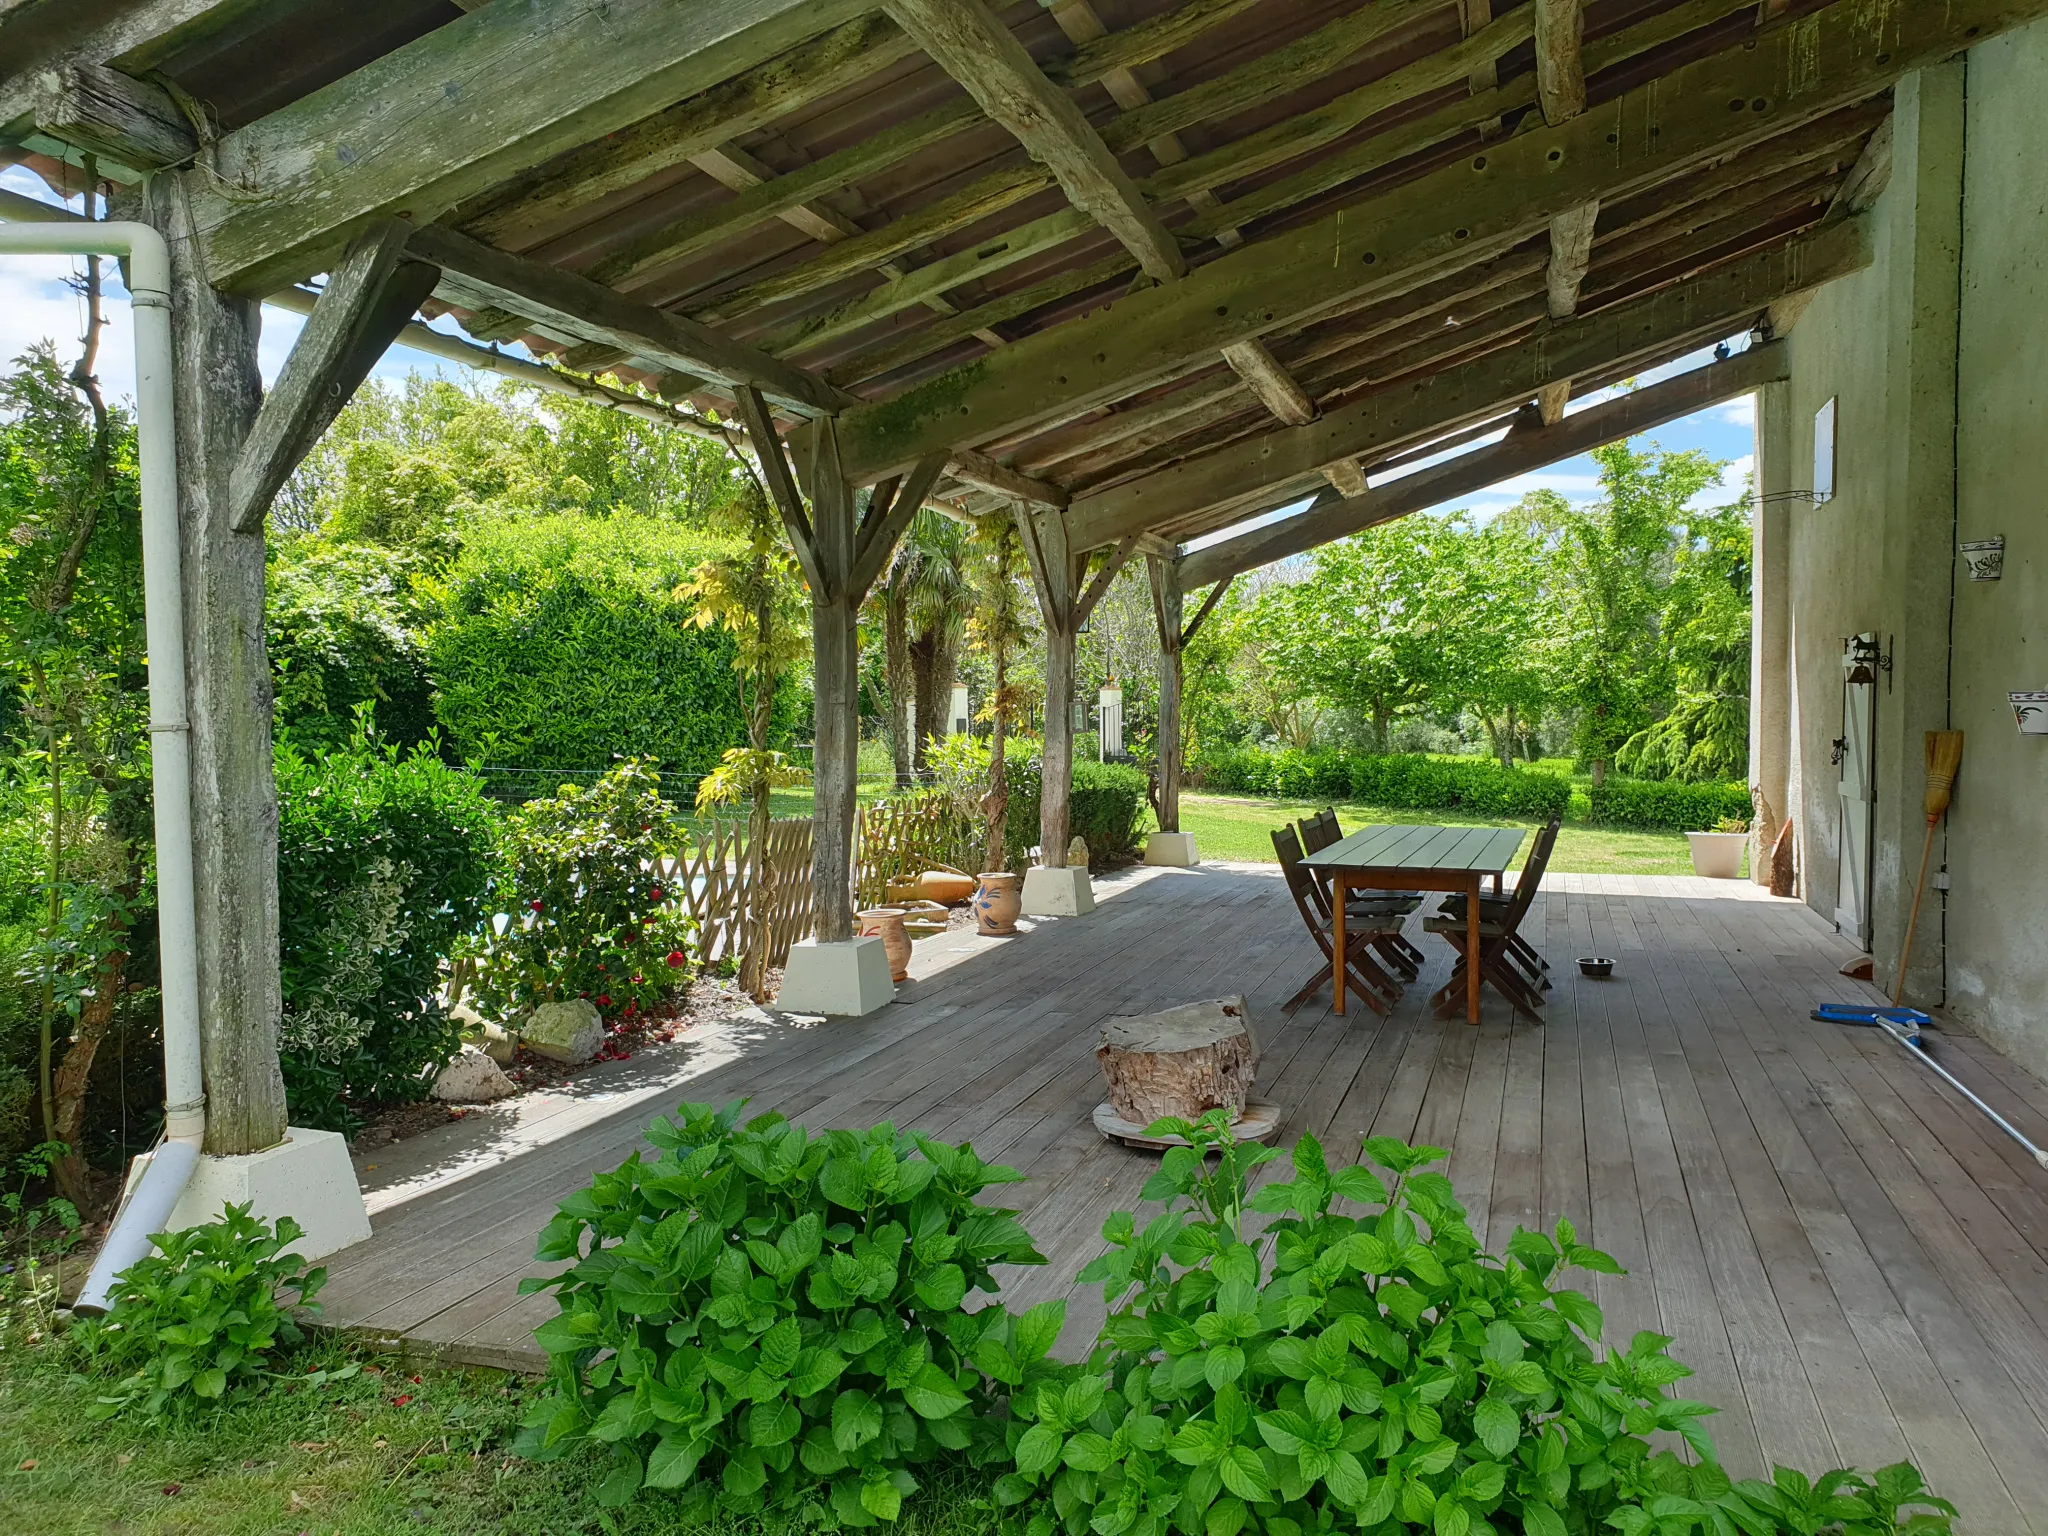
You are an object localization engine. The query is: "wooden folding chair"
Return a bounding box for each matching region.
[1422,819,1557,1022]
[1434,817,1559,991]
[1272,825,1407,1017]
[1299,808,1428,980]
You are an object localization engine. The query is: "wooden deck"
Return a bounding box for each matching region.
[323,865,2048,1534]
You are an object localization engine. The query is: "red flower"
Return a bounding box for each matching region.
[529,899,543,912]
[649,886,663,902]
[666,950,686,968]
[596,995,611,1008]
[393,1394,413,1408]
[631,975,643,985]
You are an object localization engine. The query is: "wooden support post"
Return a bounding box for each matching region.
[1014,512,1136,866]
[738,387,941,936]
[1147,557,1184,834]
[137,172,287,1157]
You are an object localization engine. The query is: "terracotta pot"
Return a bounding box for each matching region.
[917,866,977,905]
[884,878,926,906]
[973,872,1023,936]
[857,906,914,981]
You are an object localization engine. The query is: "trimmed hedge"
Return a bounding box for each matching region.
[1194,744,1570,820]
[1002,748,1150,869]
[1588,774,1752,831]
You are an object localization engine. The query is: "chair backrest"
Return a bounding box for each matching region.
[1299,808,1341,855]
[1272,824,1334,928]
[1499,818,1560,931]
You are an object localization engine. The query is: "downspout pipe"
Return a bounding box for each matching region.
[0,221,206,1313]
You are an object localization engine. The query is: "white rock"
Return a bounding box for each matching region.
[431,1045,516,1102]
[522,998,606,1063]
[478,1022,519,1064]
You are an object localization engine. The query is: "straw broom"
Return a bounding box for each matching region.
[1893,730,1964,1005]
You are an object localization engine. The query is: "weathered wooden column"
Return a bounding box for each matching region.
[1017,510,1135,910]
[1144,557,1231,867]
[1148,556,1185,836]
[739,390,941,1007]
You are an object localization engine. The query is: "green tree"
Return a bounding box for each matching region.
[1618,491,1753,781]
[685,481,812,999]
[964,509,1037,868]
[0,325,150,1211]
[1425,518,1556,768]
[872,510,969,788]
[1255,517,1447,751]
[1517,440,1724,783]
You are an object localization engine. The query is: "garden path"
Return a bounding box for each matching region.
[320,865,2048,1533]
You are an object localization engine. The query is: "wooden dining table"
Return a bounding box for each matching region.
[1301,823,1527,1024]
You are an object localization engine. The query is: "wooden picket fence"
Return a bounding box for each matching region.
[652,791,974,975]
[654,817,815,970]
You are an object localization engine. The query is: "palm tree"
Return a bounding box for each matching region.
[876,510,969,785]
[966,510,1035,869]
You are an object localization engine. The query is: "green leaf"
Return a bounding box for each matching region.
[1015,1300,1064,1362]
[192,1367,227,1400]
[1218,1446,1270,1503]
[861,1475,903,1522]
[1472,1397,1520,1459]
[595,1447,644,1507]
[749,1398,802,1447]
[913,1263,967,1312]
[833,1388,884,1452]
[759,1316,802,1374]
[1063,1431,1114,1472]
[1434,1496,1472,1536]
[1206,1497,1248,1536]
[1017,1424,1065,1479]
[791,1346,849,1398]
[903,1362,970,1419]
[645,1434,705,1488]
[1522,1504,1568,1536]
[1204,1346,1246,1390]
[1330,1166,1391,1207]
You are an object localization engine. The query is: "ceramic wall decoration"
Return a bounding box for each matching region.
[973,872,1023,935]
[2011,691,2048,735]
[1962,537,2005,581]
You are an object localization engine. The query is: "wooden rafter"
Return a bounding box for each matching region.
[1180,341,1788,587]
[883,0,1184,284]
[1060,219,1869,551]
[27,63,196,178]
[833,0,1964,483]
[0,0,256,133]
[406,223,850,416]
[184,0,876,291]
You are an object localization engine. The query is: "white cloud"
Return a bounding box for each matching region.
[1689,451,1754,509]
[1717,395,1756,427]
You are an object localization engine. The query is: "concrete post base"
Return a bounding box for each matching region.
[778,936,894,1016]
[1144,831,1200,867]
[125,1127,371,1261]
[1023,864,1096,916]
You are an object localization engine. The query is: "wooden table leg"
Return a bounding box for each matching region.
[1334,872,1347,1016]
[1466,874,1482,1025]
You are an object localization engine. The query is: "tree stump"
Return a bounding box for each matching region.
[1095,997,1258,1125]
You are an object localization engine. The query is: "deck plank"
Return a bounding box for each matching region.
[319,869,2048,1530]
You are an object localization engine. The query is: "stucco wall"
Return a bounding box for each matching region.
[1948,27,2048,1074]
[1764,36,2048,1077]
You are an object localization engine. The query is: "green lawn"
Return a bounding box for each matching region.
[1177,792,1705,876]
[0,1339,997,1536]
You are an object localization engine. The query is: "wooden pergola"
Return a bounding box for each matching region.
[1,0,2021,1145]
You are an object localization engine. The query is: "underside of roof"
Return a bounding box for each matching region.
[1,0,1996,574]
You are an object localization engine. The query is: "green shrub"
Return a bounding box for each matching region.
[426,514,801,783]
[515,1099,1047,1519]
[77,1204,340,1417]
[1004,750,1151,870]
[268,539,438,751]
[1587,775,1752,831]
[1195,746,1570,821]
[460,760,697,1025]
[276,717,498,1130]
[1000,1117,1953,1536]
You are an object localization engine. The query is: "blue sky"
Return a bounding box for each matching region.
[3,164,1758,532]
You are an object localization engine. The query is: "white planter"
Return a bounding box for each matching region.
[1686,831,1747,879]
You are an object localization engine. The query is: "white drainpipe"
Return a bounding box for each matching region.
[0,221,206,1313]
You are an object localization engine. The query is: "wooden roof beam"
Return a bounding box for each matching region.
[0,0,258,135]
[185,0,876,292]
[406,223,853,417]
[1180,340,1788,588]
[883,0,1184,284]
[836,0,2004,482]
[25,62,197,180]
[1059,217,1869,550]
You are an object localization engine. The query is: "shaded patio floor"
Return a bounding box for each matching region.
[321,864,2048,1534]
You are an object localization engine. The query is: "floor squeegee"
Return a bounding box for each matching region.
[1813,1003,2048,1170]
